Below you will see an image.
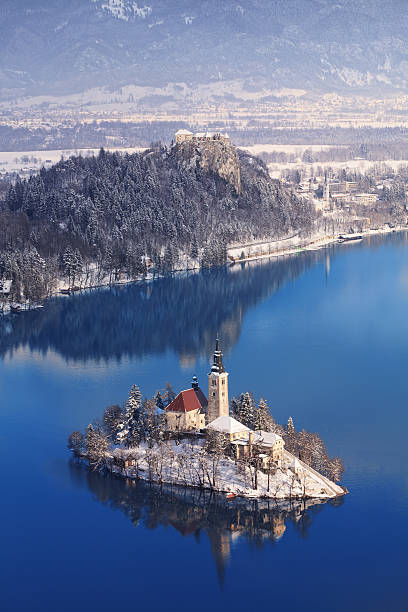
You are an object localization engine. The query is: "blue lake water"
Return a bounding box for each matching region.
[1,232,408,612]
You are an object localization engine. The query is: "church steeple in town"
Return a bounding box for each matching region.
[207,336,229,423]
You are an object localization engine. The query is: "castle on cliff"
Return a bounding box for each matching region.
[174,129,230,145]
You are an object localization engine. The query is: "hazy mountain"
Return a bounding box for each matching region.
[1,0,408,102]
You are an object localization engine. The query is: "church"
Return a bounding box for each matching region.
[165,338,285,464]
[165,337,230,430]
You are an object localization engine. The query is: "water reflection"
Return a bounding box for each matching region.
[0,252,323,363]
[1,233,402,364]
[68,462,344,584]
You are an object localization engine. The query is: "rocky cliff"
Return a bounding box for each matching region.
[173,139,241,194]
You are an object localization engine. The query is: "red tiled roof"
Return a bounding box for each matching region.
[166,388,208,413]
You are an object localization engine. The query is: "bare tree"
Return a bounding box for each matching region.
[85,423,109,470]
[204,430,227,489]
[67,430,84,459]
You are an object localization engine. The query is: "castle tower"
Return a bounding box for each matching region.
[207,337,229,423]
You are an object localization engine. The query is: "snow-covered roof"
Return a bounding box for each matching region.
[194,132,206,137]
[206,415,251,434]
[0,280,12,294]
[175,129,193,136]
[257,430,284,447]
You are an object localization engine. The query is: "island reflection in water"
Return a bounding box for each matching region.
[0,237,381,364]
[68,462,344,584]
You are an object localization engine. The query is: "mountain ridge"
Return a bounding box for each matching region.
[2,0,408,103]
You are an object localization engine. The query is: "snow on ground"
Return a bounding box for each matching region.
[0,147,146,176]
[108,439,345,500]
[268,158,408,179]
[239,144,344,155]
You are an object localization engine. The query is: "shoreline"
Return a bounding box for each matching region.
[228,225,408,265]
[1,224,406,316]
[81,441,346,501]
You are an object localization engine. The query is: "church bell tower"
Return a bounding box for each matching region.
[207,337,229,423]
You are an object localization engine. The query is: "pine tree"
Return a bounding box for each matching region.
[117,384,143,447]
[287,416,295,435]
[155,391,165,412]
[237,392,255,428]
[62,246,75,286]
[285,416,297,454]
[191,235,199,259]
[253,398,271,431]
[164,382,176,406]
[230,397,240,419]
[103,404,122,442]
[144,398,158,448]
[128,384,143,446]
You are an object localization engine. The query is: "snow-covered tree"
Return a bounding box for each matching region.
[230,397,240,419]
[328,457,345,482]
[103,404,122,442]
[284,416,297,454]
[236,392,256,428]
[164,382,176,406]
[116,384,143,447]
[67,430,84,459]
[85,423,109,470]
[154,391,165,412]
[287,416,295,435]
[204,430,228,488]
[144,398,158,448]
[253,398,272,431]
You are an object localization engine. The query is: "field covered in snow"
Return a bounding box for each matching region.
[0,147,146,176]
[268,158,408,179]
[239,144,344,155]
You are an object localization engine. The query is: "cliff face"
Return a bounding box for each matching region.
[174,139,241,194]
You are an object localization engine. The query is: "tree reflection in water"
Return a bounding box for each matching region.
[1,234,402,363]
[0,248,336,362]
[68,461,344,584]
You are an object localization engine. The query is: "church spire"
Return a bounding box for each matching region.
[207,335,229,423]
[210,335,225,374]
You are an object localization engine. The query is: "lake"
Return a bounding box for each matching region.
[1,232,408,612]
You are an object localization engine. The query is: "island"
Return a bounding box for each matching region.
[68,337,346,500]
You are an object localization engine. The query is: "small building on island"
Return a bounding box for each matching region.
[205,416,284,465]
[206,415,251,442]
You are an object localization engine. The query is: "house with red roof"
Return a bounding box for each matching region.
[165,376,208,432]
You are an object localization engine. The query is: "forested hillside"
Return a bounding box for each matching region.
[0,146,314,303]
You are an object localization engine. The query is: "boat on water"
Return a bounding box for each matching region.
[10,304,21,313]
[338,234,363,243]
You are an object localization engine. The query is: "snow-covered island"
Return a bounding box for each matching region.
[68,338,347,500]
